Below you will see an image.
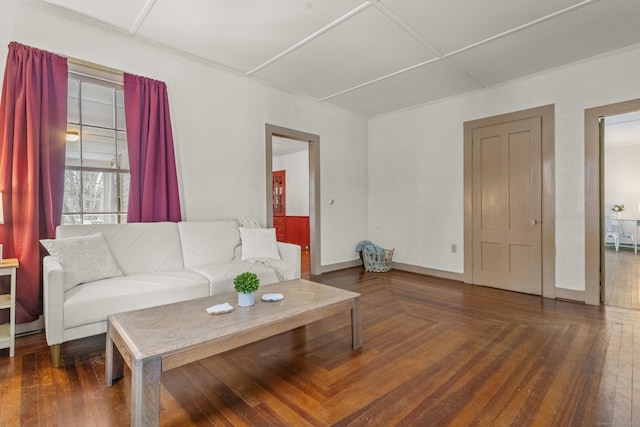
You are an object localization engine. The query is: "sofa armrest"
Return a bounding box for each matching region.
[43,255,65,346]
[277,242,301,279]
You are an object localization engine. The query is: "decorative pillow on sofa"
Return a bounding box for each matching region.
[40,232,123,291]
[239,227,281,261]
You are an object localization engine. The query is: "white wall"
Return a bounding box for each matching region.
[2,1,369,268]
[605,144,640,219]
[369,44,640,292]
[273,149,309,216]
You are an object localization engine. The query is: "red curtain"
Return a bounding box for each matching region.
[0,42,67,323]
[124,73,181,222]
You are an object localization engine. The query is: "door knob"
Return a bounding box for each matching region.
[530,219,538,225]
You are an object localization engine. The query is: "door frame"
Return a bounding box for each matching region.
[463,104,555,298]
[265,124,321,276]
[584,98,640,305]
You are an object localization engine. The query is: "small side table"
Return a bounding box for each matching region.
[0,258,19,357]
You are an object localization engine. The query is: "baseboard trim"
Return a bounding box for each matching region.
[555,287,586,303]
[320,259,465,283]
[320,259,362,274]
[392,262,465,282]
[320,261,580,304]
[16,315,44,335]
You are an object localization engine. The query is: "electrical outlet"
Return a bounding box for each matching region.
[451,244,457,254]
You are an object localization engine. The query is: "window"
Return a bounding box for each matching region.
[63,67,129,225]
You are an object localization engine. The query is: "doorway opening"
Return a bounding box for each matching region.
[585,100,640,307]
[265,124,320,277]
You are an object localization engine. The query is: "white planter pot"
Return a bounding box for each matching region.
[237,292,255,307]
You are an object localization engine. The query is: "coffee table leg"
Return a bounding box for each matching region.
[106,323,123,386]
[131,356,162,426]
[351,296,362,349]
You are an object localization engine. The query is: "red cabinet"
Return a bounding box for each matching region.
[272,170,309,248]
[273,216,287,242]
[286,216,310,249]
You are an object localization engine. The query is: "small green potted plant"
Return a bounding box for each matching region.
[234,272,260,306]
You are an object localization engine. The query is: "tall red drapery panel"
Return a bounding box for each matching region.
[0,42,67,323]
[124,73,181,223]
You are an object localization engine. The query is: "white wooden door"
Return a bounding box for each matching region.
[472,117,542,295]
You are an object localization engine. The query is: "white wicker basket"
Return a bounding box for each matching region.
[362,247,394,272]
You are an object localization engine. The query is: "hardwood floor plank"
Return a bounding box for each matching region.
[605,248,640,310]
[36,350,61,426]
[3,267,640,425]
[164,362,257,426]
[451,325,547,426]
[633,324,640,425]
[0,353,21,423]
[19,353,41,426]
[610,323,632,426]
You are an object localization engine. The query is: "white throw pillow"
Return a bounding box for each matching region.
[239,227,281,261]
[40,232,123,291]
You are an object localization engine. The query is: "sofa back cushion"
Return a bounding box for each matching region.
[56,222,184,275]
[178,221,240,268]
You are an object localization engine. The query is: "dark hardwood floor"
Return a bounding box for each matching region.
[2,266,640,426]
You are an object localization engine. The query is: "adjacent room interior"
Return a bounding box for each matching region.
[603,111,640,309]
[272,135,311,277]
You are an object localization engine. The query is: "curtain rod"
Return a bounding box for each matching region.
[67,57,123,77]
[66,57,125,86]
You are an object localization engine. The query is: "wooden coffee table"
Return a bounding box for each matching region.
[105,278,361,426]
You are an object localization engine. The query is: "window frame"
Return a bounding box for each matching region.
[63,62,129,225]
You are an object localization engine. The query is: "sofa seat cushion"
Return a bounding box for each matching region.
[190,260,294,295]
[63,271,209,329]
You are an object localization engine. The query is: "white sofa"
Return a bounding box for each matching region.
[42,220,301,367]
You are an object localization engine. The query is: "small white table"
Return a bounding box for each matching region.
[0,258,19,357]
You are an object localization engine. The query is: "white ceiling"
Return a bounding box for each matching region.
[39,0,640,117]
[272,136,308,157]
[605,111,640,148]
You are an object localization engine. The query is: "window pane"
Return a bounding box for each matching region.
[117,131,129,169]
[82,171,117,213]
[63,170,81,213]
[83,214,118,225]
[81,82,114,128]
[65,73,127,224]
[65,124,81,167]
[116,90,126,131]
[68,79,80,123]
[82,127,117,169]
[61,214,82,225]
[119,172,130,213]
